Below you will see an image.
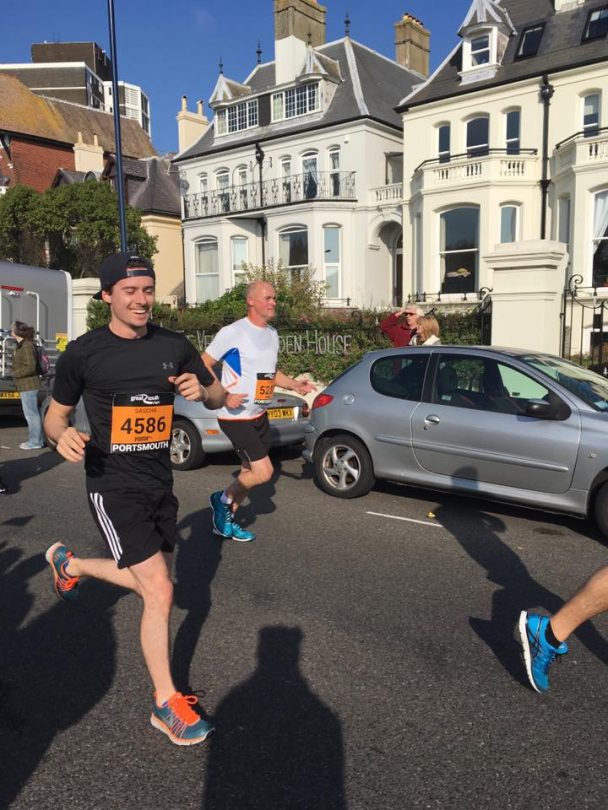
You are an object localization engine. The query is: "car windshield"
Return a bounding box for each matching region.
[520,354,608,411]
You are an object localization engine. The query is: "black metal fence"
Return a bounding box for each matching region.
[561,274,608,368]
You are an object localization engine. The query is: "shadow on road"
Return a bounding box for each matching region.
[432,466,608,685]
[0,541,122,808]
[172,507,224,694]
[202,625,347,810]
[0,448,64,495]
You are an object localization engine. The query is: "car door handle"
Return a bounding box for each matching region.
[424,414,440,429]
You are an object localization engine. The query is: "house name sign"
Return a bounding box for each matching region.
[193,329,353,355]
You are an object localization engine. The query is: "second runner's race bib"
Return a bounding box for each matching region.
[110,392,174,453]
[254,372,276,405]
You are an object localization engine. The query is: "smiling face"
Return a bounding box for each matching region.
[102,274,156,338]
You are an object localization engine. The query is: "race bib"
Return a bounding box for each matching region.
[110,393,174,453]
[254,372,276,405]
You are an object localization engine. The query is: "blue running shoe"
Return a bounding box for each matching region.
[231,521,256,542]
[518,611,568,694]
[45,542,80,601]
[210,491,232,538]
[150,692,215,746]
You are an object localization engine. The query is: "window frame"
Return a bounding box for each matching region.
[583,7,608,42]
[439,205,479,294]
[505,109,521,155]
[438,123,451,163]
[231,235,248,286]
[323,224,341,298]
[499,203,520,244]
[278,225,309,281]
[194,237,220,303]
[466,116,490,158]
[583,93,601,137]
[271,82,320,122]
[515,24,545,59]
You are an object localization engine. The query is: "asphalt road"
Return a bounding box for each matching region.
[2,416,608,810]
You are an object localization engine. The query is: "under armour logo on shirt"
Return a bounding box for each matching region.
[163,361,174,370]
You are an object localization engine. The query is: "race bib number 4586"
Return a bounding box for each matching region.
[110,393,174,453]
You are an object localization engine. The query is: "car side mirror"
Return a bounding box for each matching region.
[525,398,570,420]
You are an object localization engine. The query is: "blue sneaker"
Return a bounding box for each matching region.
[210,491,232,538]
[150,692,214,746]
[231,521,256,542]
[518,611,568,694]
[45,542,80,601]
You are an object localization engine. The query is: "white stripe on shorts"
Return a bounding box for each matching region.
[89,492,123,562]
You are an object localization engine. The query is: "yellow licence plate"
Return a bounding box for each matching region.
[267,407,294,420]
[0,391,20,399]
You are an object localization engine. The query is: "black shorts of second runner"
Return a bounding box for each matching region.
[218,412,272,465]
[86,486,178,569]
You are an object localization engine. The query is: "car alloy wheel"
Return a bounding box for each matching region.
[170,419,205,471]
[313,434,375,498]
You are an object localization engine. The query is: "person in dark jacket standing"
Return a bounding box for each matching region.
[379,305,423,347]
[11,321,44,450]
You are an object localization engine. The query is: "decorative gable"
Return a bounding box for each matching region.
[209,73,252,108]
[458,0,515,85]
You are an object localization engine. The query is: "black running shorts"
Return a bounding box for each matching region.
[218,412,272,464]
[86,487,178,569]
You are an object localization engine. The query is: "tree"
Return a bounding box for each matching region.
[0,181,156,277]
[0,185,45,265]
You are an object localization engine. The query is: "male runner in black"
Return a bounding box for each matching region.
[44,251,225,745]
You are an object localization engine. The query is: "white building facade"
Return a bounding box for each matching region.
[174,0,430,309]
[398,0,608,350]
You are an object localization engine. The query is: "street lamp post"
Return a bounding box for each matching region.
[255,142,266,266]
[107,0,128,251]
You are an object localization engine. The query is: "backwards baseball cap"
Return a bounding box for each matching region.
[93,251,155,300]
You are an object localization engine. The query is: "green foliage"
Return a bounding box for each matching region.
[0,185,46,265]
[241,260,327,317]
[0,182,156,279]
[85,274,487,384]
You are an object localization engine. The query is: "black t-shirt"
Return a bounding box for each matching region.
[52,324,213,491]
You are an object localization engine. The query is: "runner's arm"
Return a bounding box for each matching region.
[44,398,90,462]
[275,370,317,396]
[201,351,247,409]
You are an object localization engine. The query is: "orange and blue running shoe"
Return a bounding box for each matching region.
[150,692,215,746]
[45,542,80,601]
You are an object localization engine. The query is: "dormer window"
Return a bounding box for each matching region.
[470,35,490,65]
[458,1,515,85]
[516,24,544,58]
[215,99,258,136]
[583,7,608,41]
[272,83,320,122]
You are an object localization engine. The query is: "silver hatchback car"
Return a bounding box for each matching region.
[303,346,608,535]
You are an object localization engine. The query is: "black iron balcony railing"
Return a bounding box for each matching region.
[183,170,357,220]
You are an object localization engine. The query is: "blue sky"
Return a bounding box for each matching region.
[3,0,471,154]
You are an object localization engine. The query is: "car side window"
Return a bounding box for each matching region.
[370,355,429,401]
[434,357,484,409]
[433,356,556,414]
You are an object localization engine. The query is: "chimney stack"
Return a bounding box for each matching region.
[274,0,327,85]
[176,96,208,154]
[274,0,326,47]
[395,13,430,78]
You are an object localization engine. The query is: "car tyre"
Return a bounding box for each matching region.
[593,481,608,538]
[313,434,375,498]
[171,419,205,471]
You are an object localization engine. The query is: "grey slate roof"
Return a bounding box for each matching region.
[400,0,608,109]
[175,38,420,162]
[130,156,180,217]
